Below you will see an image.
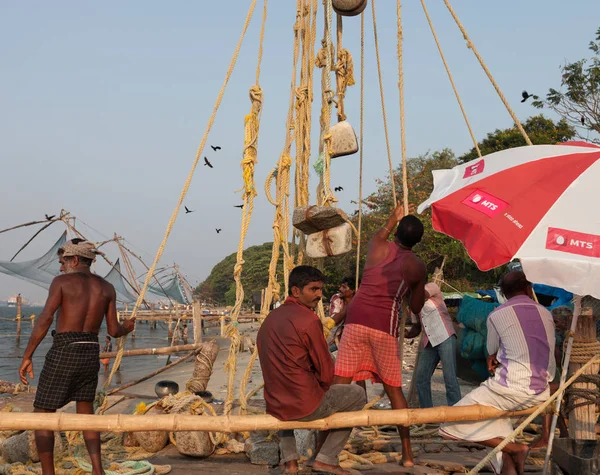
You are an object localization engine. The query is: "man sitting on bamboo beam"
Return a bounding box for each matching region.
[440,271,556,475]
[18,239,135,475]
[257,266,366,475]
[333,203,427,468]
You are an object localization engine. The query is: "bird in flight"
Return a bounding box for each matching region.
[204,157,213,168]
[215,228,222,234]
[334,186,344,192]
[211,145,222,151]
[184,206,194,214]
[581,116,586,126]
[350,200,358,204]
[234,204,244,209]
[45,214,55,221]
[521,91,533,103]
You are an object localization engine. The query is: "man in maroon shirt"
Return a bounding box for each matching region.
[257,266,365,475]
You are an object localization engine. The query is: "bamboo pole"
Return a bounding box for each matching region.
[106,351,197,396]
[99,343,205,359]
[0,404,549,433]
[192,301,203,344]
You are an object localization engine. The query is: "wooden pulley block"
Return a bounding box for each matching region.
[306,223,353,258]
[328,121,358,158]
[332,0,368,17]
[293,205,348,235]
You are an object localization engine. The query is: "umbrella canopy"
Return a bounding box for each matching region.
[417,141,600,299]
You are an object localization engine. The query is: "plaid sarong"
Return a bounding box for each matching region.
[334,323,402,387]
[34,332,100,411]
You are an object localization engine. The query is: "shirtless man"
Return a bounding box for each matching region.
[334,203,427,467]
[19,239,135,475]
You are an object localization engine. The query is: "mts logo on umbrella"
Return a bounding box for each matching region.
[463,160,485,178]
[461,190,508,218]
[546,227,600,258]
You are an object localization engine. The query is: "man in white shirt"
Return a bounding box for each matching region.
[406,282,461,407]
[440,271,556,475]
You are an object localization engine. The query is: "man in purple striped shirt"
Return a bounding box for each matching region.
[440,272,555,475]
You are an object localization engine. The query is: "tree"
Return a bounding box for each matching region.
[460,115,575,163]
[532,27,600,143]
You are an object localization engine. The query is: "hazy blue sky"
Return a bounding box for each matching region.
[1,1,598,303]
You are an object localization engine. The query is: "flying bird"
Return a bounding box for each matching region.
[350,200,358,204]
[45,214,55,221]
[215,228,222,234]
[204,157,213,168]
[334,186,344,192]
[211,145,222,151]
[581,116,586,126]
[521,90,533,103]
[234,204,244,209]
[184,206,194,214]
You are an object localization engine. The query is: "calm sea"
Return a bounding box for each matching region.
[0,306,189,390]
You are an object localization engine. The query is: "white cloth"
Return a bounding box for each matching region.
[440,379,548,474]
[487,295,556,396]
[411,283,455,347]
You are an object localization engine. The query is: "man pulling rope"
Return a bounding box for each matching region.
[19,238,135,475]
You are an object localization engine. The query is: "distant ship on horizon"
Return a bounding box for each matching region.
[6,295,30,307]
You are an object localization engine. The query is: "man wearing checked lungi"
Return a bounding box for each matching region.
[440,271,556,475]
[333,202,428,467]
[19,239,136,475]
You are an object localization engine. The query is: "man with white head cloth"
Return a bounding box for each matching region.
[19,238,136,475]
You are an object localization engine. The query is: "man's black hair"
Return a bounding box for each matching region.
[499,271,531,299]
[395,215,424,249]
[288,266,325,295]
[341,276,358,290]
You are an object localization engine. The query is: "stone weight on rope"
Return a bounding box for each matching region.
[134,406,169,453]
[293,206,348,235]
[0,430,63,464]
[306,223,353,259]
[327,121,359,158]
[333,0,368,17]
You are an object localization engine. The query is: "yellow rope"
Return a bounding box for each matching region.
[442,0,532,146]
[354,10,365,290]
[419,0,480,157]
[370,0,397,208]
[103,0,260,388]
[467,354,600,474]
[225,0,269,420]
[334,14,355,122]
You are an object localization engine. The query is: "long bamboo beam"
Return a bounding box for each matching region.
[0,404,547,433]
[99,343,204,359]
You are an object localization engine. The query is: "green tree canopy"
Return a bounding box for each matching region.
[533,27,600,143]
[459,115,575,163]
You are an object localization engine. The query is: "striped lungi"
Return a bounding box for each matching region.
[34,332,100,411]
[334,323,402,387]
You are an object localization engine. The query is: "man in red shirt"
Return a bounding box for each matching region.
[257,266,366,475]
[333,203,427,467]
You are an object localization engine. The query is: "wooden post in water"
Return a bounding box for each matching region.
[15,294,22,345]
[192,301,203,344]
[168,310,174,340]
[567,306,599,439]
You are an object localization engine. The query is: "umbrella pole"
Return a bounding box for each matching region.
[542,295,582,475]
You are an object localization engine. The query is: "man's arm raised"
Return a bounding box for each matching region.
[105,285,136,338]
[19,277,63,384]
[367,203,410,267]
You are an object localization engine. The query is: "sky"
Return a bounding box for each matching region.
[1,1,599,304]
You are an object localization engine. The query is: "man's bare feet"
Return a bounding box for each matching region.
[530,436,548,450]
[399,456,415,468]
[312,460,351,475]
[508,444,529,475]
[283,460,299,474]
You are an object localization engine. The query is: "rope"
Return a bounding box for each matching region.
[355,10,365,290]
[334,14,355,122]
[442,0,532,146]
[103,0,260,388]
[562,373,600,417]
[371,0,397,208]
[419,0,481,157]
[467,353,600,474]
[566,338,600,363]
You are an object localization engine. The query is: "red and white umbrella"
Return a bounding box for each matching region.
[417,141,600,299]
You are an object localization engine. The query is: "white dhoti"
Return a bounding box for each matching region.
[439,379,548,474]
